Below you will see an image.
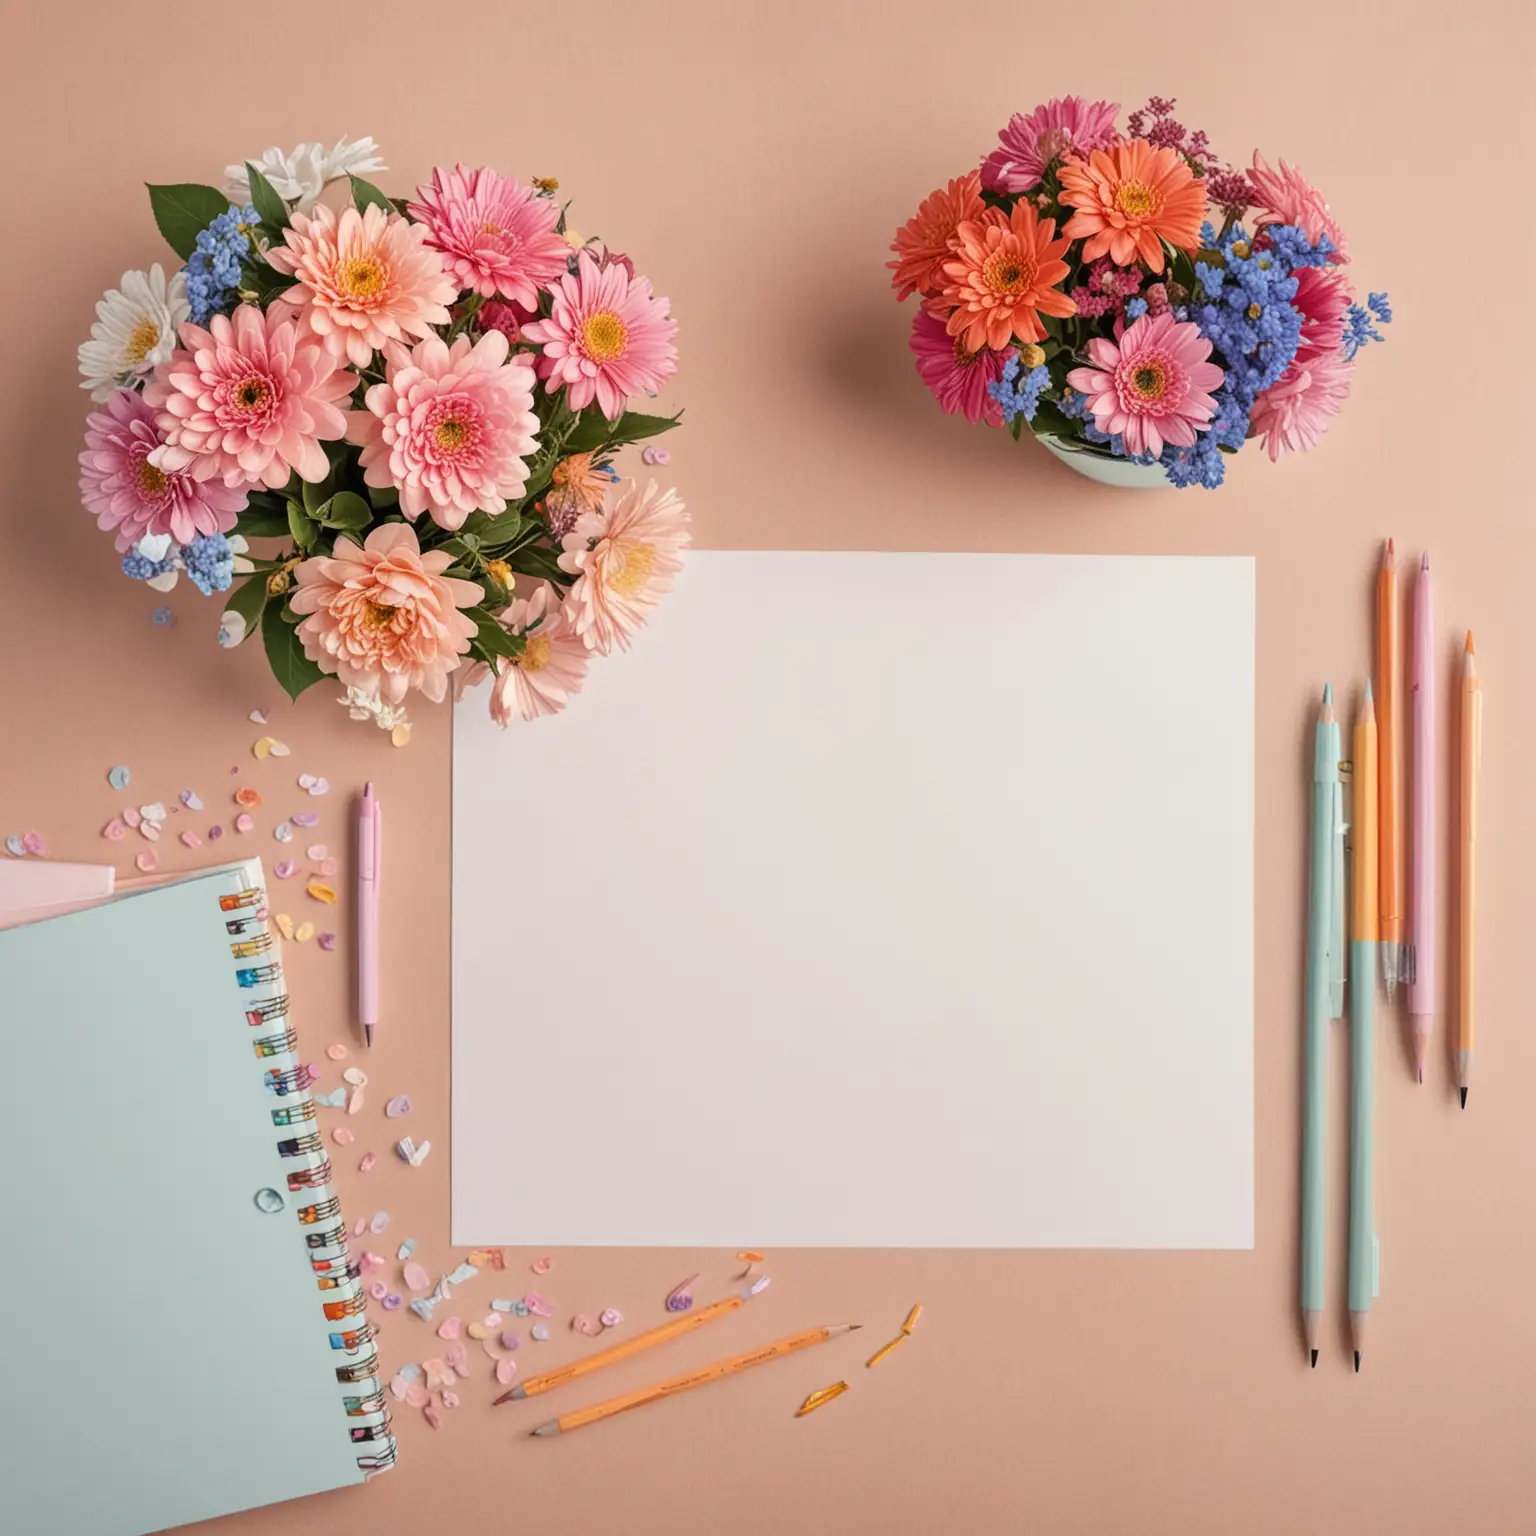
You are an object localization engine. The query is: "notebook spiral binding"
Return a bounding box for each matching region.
[224,883,395,1478]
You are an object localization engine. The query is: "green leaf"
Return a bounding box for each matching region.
[469,509,526,548]
[240,259,298,304]
[301,472,334,517]
[507,543,568,585]
[286,500,316,552]
[245,162,290,235]
[146,183,229,261]
[603,409,683,450]
[223,574,269,643]
[466,607,527,663]
[321,491,372,532]
[349,175,392,215]
[261,601,326,701]
[561,410,612,455]
[235,501,294,540]
[366,483,399,511]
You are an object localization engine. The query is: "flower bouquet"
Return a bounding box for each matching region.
[889,96,1390,488]
[78,137,687,732]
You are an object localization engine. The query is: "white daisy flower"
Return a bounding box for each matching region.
[77,265,189,401]
[222,136,387,212]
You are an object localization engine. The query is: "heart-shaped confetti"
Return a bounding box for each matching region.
[496,1357,518,1386]
[403,1261,432,1292]
[3,836,24,858]
[179,789,203,810]
[273,822,293,843]
[138,820,161,842]
[207,825,224,840]
[21,829,48,856]
[359,1151,378,1172]
[530,1256,552,1275]
[330,1126,354,1146]
[298,773,317,790]
[102,818,126,841]
[234,813,254,834]
[135,851,159,873]
[121,807,142,829]
[107,765,132,790]
[179,830,203,849]
[318,932,337,951]
[385,1095,412,1119]
[342,1067,368,1085]
[274,860,297,879]
[369,1211,390,1234]
[291,811,319,827]
[438,1315,462,1339]
[422,1404,442,1429]
[306,843,328,861]
[397,1238,416,1260]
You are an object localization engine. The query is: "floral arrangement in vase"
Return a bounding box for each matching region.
[889,96,1391,488]
[77,136,687,732]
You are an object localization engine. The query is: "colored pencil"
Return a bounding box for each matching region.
[1377,540,1404,998]
[1407,552,1436,1080]
[1349,683,1380,1372]
[1458,632,1482,1107]
[530,1323,860,1436]
[494,1279,770,1404]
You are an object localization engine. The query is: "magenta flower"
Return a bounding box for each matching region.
[981,96,1121,193]
[143,305,355,488]
[79,387,246,550]
[1247,153,1350,264]
[522,253,677,420]
[1065,312,1224,459]
[908,309,1006,426]
[408,165,572,307]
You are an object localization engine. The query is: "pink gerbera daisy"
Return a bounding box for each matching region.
[79,387,246,550]
[265,202,456,367]
[290,522,482,705]
[346,329,540,531]
[558,479,690,654]
[407,165,572,306]
[909,309,1007,425]
[981,96,1121,193]
[143,305,355,488]
[1291,264,1352,363]
[1250,350,1352,460]
[1247,153,1349,264]
[522,254,677,420]
[1065,311,1224,459]
[489,586,590,724]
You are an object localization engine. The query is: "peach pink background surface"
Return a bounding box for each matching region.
[3,3,1534,1532]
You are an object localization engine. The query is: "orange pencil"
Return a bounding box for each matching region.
[495,1278,770,1403]
[530,1323,860,1436]
[1377,539,1405,998]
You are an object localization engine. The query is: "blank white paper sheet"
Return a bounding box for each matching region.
[453,551,1254,1249]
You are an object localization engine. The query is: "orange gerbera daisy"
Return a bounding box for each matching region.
[888,173,985,301]
[1058,140,1207,273]
[939,203,1075,352]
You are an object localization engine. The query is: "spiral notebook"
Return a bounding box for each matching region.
[0,857,394,1536]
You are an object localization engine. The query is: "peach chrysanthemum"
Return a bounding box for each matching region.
[489,586,590,725]
[1058,141,1207,273]
[290,522,482,705]
[888,173,985,301]
[265,203,457,367]
[939,202,1076,352]
[558,479,690,654]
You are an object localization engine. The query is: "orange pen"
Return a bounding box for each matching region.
[1457,632,1482,1107]
[1376,540,1405,998]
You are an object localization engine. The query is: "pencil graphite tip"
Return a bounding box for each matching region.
[1354,1351,1361,1373]
[1460,1086,1469,1109]
[1421,550,1430,573]
[1322,682,1333,704]
[1417,1067,1423,1085]
[531,1421,559,1437]
[1384,537,1395,565]
[1310,1349,1318,1369]
[1465,630,1475,655]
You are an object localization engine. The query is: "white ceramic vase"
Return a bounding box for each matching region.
[1037,433,1171,490]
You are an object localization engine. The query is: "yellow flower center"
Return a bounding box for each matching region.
[337,255,386,297]
[982,248,1034,296]
[580,310,628,363]
[607,540,656,597]
[1116,181,1157,218]
[1231,241,1251,259]
[1019,343,1046,370]
[485,559,513,587]
[125,320,160,365]
[363,600,397,631]
[479,221,506,237]
[1131,363,1167,400]
[135,457,167,497]
[435,419,469,451]
[233,376,270,412]
[1247,303,1262,320]
[520,634,552,673]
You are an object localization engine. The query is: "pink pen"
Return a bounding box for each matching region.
[357,782,382,1048]
[1407,552,1435,1081]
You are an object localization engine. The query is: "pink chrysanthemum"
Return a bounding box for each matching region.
[1250,350,1352,460]
[522,254,678,420]
[290,522,482,705]
[1065,311,1224,459]
[78,387,246,550]
[478,298,537,344]
[265,203,456,368]
[558,479,690,654]
[1247,153,1349,264]
[143,305,355,488]
[407,165,572,306]
[490,586,590,724]
[909,309,1007,426]
[347,329,540,531]
[1291,265,1352,363]
[981,96,1121,193]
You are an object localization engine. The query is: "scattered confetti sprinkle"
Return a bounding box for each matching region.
[447,1262,480,1286]
[107,765,132,790]
[342,1066,368,1087]
[313,1087,347,1108]
[496,1357,518,1386]
[318,857,340,877]
[468,1249,506,1270]
[665,1274,699,1312]
[347,1086,366,1115]
[389,1374,412,1400]
[397,1136,431,1166]
[737,1251,765,1278]
[306,880,337,904]
[297,774,331,796]
[370,1281,389,1301]
[438,1316,462,1340]
[359,1252,385,1275]
[796,1381,849,1417]
[318,932,337,951]
[152,606,174,627]
[572,1315,603,1336]
[249,708,268,724]
[331,1126,354,1146]
[121,806,142,828]
[599,1309,623,1329]
[530,1323,551,1342]
[359,1151,378,1172]
[102,818,126,841]
[369,1211,390,1234]
[252,736,282,759]
[382,1293,403,1311]
[208,825,224,841]
[3,836,26,858]
[747,1276,772,1298]
[352,1215,367,1238]
[391,723,412,747]
[385,1095,412,1118]
[295,920,315,942]
[273,860,297,879]
[270,739,291,757]
[306,843,328,861]
[492,1299,515,1312]
[396,1240,417,1263]
[179,830,203,849]
[292,811,320,827]
[406,1381,429,1409]
[326,1044,349,1061]
[524,1292,553,1318]
[179,789,203,810]
[135,851,159,873]
[273,914,295,941]
[403,1261,432,1292]
[500,1331,520,1351]
[441,1390,461,1410]
[409,1298,437,1323]
[274,822,294,843]
[234,813,254,834]
[234,786,262,808]
[530,1256,552,1275]
[466,1320,493,1341]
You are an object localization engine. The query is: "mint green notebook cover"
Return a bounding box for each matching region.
[0,859,390,1535]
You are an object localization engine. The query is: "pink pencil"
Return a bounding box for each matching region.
[357,782,382,1048]
[1406,553,1435,1081]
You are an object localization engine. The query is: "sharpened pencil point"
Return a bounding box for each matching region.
[1310,1349,1318,1369]
[1354,1351,1361,1373]
[1422,550,1430,572]
[1465,630,1474,655]
[364,1022,373,1049]
[1323,682,1333,704]
[1386,537,1394,556]
[1364,677,1374,702]
[532,1422,559,1437]
[1417,1067,1423,1085]
[1460,1086,1468,1109]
